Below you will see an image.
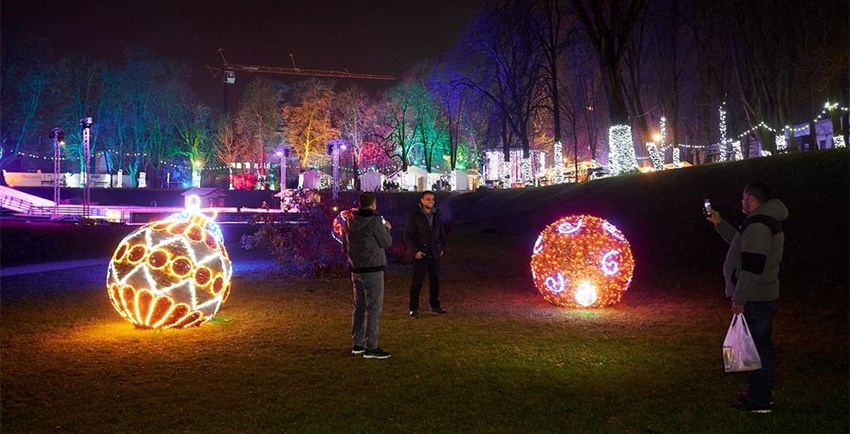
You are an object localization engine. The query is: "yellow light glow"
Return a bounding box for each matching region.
[106,212,232,329]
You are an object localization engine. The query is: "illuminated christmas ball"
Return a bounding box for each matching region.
[530,215,634,308]
[106,212,233,329]
[332,208,357,244]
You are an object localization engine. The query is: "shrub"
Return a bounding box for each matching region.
[241,191,347,278]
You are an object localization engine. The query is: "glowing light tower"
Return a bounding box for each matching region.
[276,146,289,191]
[328,139,345,201]
[192,160,203,188]
[51,127,65,214]
[80,117,93,218]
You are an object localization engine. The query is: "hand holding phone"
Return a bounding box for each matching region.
[703,198,713,218]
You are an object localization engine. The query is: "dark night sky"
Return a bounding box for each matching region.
[2,0,483,109]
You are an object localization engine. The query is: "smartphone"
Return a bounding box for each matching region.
[703,198,713,217]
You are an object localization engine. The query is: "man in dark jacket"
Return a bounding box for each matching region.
[404,191,447,318]
[707,181,788,413]
[343,192,392,359]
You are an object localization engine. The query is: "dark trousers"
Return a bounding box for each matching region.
[409,258,440,311]
[744,299,778,405]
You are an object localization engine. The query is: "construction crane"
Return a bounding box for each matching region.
[207,49,396,113]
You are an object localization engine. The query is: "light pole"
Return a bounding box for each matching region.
[276,146,289,191]
[80,117,93,218]
[51,127,65,214]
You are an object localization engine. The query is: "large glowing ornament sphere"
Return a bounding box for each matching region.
[106,211,233,329]
[530,215,634,308]
[332,208,357,244]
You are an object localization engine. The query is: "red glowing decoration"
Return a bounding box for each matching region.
[332,208,357,243]
[530,215,634,308]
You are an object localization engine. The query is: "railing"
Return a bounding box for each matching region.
[0,195,32,213]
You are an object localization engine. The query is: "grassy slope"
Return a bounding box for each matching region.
[1,150,847,433]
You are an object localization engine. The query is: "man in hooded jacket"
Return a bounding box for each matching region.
[707,181,788,413]
[343,192,392,359]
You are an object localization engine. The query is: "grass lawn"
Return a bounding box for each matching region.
[1,229,847,433]
[2,149,848,432]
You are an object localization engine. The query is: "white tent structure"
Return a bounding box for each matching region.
[403,166,428,191]
[359,170,385,191]
[300,169,331,189]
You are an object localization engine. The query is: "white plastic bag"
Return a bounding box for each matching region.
[722,313,762,373]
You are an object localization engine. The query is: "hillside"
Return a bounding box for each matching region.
[445,149,849,289]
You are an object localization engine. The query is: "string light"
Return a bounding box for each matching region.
[553,141,564,183]
[719,103,728,161]
[530,215,635,308]
[834,135,846,148]
[731,140,743,161]
[672,147,681,167]
[106,210,232,329]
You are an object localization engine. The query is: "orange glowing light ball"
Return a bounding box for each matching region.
[530,215,634,308]
[106,212,233,329]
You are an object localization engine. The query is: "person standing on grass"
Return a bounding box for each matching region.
[404,191,447,318]
[343,192,392,359]
[706,181,787,413]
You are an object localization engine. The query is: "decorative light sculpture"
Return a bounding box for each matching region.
[646,143,664,171]
[106,210,232,329]
[607,125,638,176]
[672,147,681,167]
[332,208,357,244]
[530,215,634,308]
[775,133,787,152]
[554,141,564,183]
[718,103,728,161]
[833,135,846,148]
[731,140,743,161]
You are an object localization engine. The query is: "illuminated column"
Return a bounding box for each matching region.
[731,140,743,161]
[646,143,663,171]
[659,116,667,147]
[521,155,532,184]
[52,127,64,213]
[192,161,202,188]
[775,132,787,152]
[450,170,457,191]
[553,141,564,183]
[672,147,681,167]
[718,103,728,161]
[117,169,123,188]
[80,117,93,218]
[607,125,638,176]
[277,147,289,191]
[833,135,846,148]
[502,160,510,187]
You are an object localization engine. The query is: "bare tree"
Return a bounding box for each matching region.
[283,78,336,170]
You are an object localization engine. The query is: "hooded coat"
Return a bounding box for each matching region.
[343,208,392,273]
[715,199,789,305]
[404,204,447,259]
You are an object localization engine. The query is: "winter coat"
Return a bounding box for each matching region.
[343,208,392,273]
[715,199,788,305]
[404,205,447,259]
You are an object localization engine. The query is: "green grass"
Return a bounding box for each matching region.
[2,150,848,432]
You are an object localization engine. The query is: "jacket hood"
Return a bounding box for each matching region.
[350,208,380,230]
[751,199,788,221]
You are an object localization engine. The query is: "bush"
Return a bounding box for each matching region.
[241,192,348,278]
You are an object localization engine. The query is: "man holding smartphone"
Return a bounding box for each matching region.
[706,182,788,413]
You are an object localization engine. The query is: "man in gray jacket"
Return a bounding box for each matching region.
[707,181,788,413]
[343,192,393,359]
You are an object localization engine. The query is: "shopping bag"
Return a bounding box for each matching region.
[722,313,762,373]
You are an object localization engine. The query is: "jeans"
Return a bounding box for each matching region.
[744,299,779,404]
[352,271,384,351]
[409,258,440,311]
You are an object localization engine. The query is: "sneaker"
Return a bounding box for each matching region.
[731,396,772,413]
[409,310,419,318]
[351,345,365,355]
[430,307,448,315]
[363,348,391,359]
